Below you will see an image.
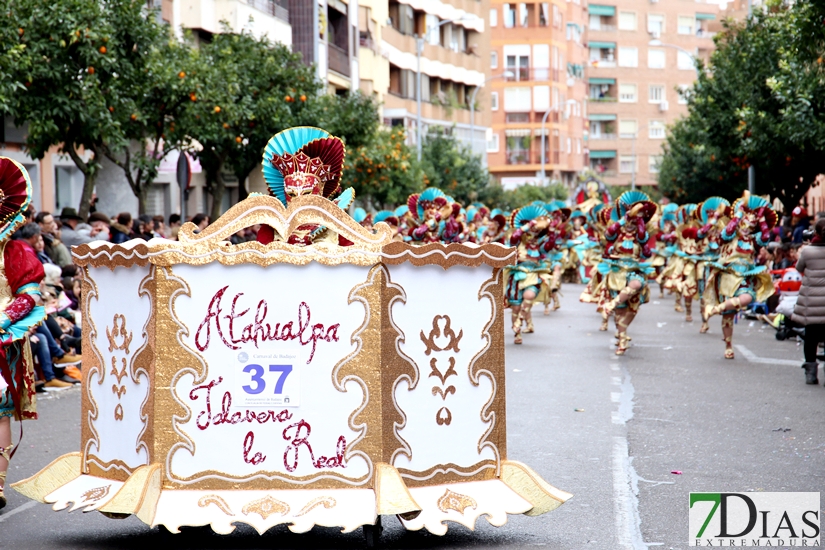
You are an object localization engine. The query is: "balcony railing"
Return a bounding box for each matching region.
[588,24,616,32]
[505,113,531,123]
[590,133,617,140]
[505,152,531,165]
[247,0,288,22]
[589,96,617,102]
[504,68,560,83]
[328,43,350,77]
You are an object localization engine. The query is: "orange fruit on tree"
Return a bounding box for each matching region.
[285,95,292,102]
[88,66,95,74]
[130,114,137,121]
[190,93,197,101]
[99,46,106,54]
[300,95,306,102]
[108,106,114,112]
[223,123,230,129]
[178,71,186,78]
[235,136,242,143]
[214,106,221,113]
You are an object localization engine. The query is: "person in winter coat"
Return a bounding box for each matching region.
[109,213,133,244]
[792,218,825,384]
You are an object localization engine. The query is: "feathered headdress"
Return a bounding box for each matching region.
[698,197,731,225]
[0,158,33,243]
[510,204,549,229]
[732,194,778,229]
[612,190,657,222]
[262,127,346,205]
[413,188,448,221]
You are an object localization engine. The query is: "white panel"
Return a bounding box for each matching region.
[532,44,550,68]
[533,85,550,112]
[503,87,531,112]
[87,265,153,471]
[503,44,531,57]
[169,263,371,485]
[390,264,498,474]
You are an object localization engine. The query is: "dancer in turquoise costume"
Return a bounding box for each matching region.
[703,192,777,359]
[600,191,658,355]
[258,127,356,245]
[651,203,679,298]
[539,200,571,314]
[694,197,731,334]
[0,158,47,509]
[505,204,551,344]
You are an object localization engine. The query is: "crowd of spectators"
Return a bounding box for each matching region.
[9,204,247,392]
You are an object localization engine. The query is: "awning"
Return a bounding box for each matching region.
[589,77,616,85]
[588,41,616,49]
[588,4,616,16]
[695,13,716,20]
[533,128,550,137]
[590,150,617,159]
[505,129,532,137]
[588,114,617,121]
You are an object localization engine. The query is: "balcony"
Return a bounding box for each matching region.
[504,68,559,83]
[589,96,617,103]
[588,24,616,32]
[505,113,531,123]
[505,152,531,165]
[247,0,288,23]
[589,133,617,140]
[328,43,350,77]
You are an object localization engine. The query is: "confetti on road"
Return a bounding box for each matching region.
[671,470,682,475]
[574,408,585,412]
[513,369,522,372]
[657,322,667,328]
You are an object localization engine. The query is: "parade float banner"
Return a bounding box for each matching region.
[13,195,571,535]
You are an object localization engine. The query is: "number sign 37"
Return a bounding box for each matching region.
[235,350,300,407]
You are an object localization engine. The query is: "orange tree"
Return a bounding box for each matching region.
[172,30,320,221]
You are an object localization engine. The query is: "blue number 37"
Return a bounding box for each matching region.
[242,364,293,395]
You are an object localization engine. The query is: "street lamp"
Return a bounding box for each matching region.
[469,71,514,160]
[416,15,482,160]
[540,99,578,185]
[648,39,701,79]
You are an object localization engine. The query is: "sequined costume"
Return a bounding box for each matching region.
[703,193,776,359]
[599,191,657,355]
[0,158,46,510]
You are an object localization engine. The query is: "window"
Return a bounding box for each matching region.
[619,83,637,103]
[503,87,532,112]
[649,85,665,103]
[619,155,636,174]
[619,120,637,139]
[397,4,415,35]
[567,138,572,154]
[648,14,664,36]
[503,3,515,28]
[491,51,498,69]
[553,4,562,28]
[506,53,530,81]
[678,50,695,70]
[577,138,581,154]
[487,133,500,153]
[648,48,665,69]
[519,3,529,27]
[618,47,638,68]
[649,120,666,139]
[677,16,694,35]
[539,3,549,27]
[677,84,691,104]
[426,14,440,45]
[491,91,499,111]
[649,155,662,173]
[588,14,601,31]
[618,12,636,31]
[490,8,498,27]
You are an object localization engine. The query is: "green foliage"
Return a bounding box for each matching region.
[492,183,568,211]
[173,29,321,220]
[3,0,122,217]
[659,3,825,211]
[315,91,380,151]
[343,127,422,209]
[420,128,490,205]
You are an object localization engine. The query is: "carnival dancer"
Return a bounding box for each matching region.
[540,201,571,314]
[506,204,551,344]
[650,203,679,297]
[407,188,452,243]
[703,193,776,359]
[658,204,696,312]
[600,191,658,355]
[695,197,731,333]
[569,210,596,284]
[259,127,356,245]
[0,158,47,510]
[580,204,612,331]
[479,211,508,244]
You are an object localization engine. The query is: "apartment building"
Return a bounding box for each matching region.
[380,0,490,155]
[358,1,390,102]
[487,1,589,188]
[585,0,722,187]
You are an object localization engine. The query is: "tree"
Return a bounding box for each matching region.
[174,30,320,221]
[316,91,381,151]
[658,2,825,212]
[420,128,490,205]
[343,127,422,209]
[96,3,198,214]
[4,0,120,218]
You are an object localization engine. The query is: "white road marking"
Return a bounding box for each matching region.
[734,345,800,366]
[0,500,38,523]
[613,436,647,550]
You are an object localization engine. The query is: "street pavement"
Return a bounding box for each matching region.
[1,284,823,550]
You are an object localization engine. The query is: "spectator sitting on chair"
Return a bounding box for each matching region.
[35,211,72,267]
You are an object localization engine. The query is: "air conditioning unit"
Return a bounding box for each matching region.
[659,100,669,112]
[650,30,661,38]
